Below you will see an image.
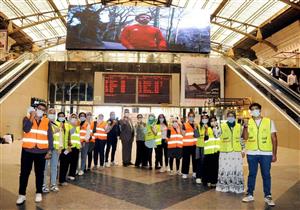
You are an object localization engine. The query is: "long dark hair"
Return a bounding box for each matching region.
[199,113,209,128]
[157,114,168,126]
[208,116,217,128]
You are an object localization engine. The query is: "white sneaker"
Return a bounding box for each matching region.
[105,162,111,168]
[242,195,255,203]
[264,196,275,206]
[182,174,188,179]
[167,167,171,172]
[35,193,42,203]
[169,170,175,175]
[78,170,84,176]
[42,185,49,193]
[192,172,196,178]
[176,170,182,176]
[50,185,59,192]
[16,195,26,205]
[196,178,202,184]
[67,176,75,181]
[159,167,166,173]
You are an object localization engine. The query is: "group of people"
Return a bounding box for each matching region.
[271,64,299,93]
[16,102,278,207]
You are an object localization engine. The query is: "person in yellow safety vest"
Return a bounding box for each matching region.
[16,102,53,205]
[181,111,197,179]
[166,117,183,175]
[43,109,66,193]
[59,113,80,184]
[93,114,111,170]
[144,113,161,170]
[202,114,220,187]
[78,112,94,176]
[216,111,245,194]
[242,103,278,207]
[195,115,205,184]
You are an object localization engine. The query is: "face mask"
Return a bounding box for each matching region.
[251,110,261,117]
[227,117,235,123]
[48,114,55,121]
[159,118,164,123]
[58,117,65,122]
[36,109,44,118]
[188,117,194,122]
[86,115,92,120]
[149,116,155,122]
[80,116,86,122]
[173,122,178,127]
[124,113,129,117]
[70,118,77,125]
[202,119,208,124]
[110,115,115,120]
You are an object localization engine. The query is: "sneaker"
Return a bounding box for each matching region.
[59,182,68,186]
[242,194,255,203]
[159,167,166,173]
[50,185,59,192]
[105,162,111,168]
[264,195,275,207]
[35,193,42,203]
[16,195,26,205]
[78,170,84,176]
[176,170,182,176]
[196,178,202,184]
[182,174,188,179]
[167,167,171,172]
[169,170,175,175]
[42,186,49,193]
[192,172,196,178]
[67,176,75,181]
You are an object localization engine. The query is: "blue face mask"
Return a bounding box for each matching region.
[110,115,115,120]
[148,116,155,123]
[188,117,194,122]
[251,110,260,117]
[227,117,235,123]
[80,116,86,122]
[58,117,65,122]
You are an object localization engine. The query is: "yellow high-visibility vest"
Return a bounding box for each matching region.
[220,122,242,152]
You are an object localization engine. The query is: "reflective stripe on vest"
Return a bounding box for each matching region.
[183,123,197,146]
[52,121,65,150]
[167,127,183,149]
[246,118,272,152]
[145,124,161,146]
[22,117,49,149]
[220,123,242,152]
[80,121,94,142]
[95,122,107,140]
[204,127,220,155]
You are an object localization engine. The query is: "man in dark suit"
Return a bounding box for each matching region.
[119,109,135,166]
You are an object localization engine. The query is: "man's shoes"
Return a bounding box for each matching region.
[35,193,42,203]
[264,195,275,207]
[16,195,26,205]
[242,194,255,203]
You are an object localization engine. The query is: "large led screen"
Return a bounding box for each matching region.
[66,4,210,53]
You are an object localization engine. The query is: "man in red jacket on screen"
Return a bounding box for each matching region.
[120,14,167,51]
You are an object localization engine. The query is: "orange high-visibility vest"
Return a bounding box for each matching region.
[80,121,94,143]
[183,122,197,146]
[94,121,107,140]
[22,117,49,149]
[167,126,183,149]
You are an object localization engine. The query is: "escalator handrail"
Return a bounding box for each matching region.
[226,58,300,118]
[239,58,300,102]
[0,52,34,76]
[0,53,48,96]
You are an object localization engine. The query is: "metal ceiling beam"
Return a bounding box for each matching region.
[279,0,300,10]
[166,0,173,7]
[9,15,67,35]
[8,10,68,21]
[211,17,278,51]
[38,39,66,51]
[48,0,67,27]
[210,0,229,21]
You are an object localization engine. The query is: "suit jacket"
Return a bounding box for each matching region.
[120,118,134,142]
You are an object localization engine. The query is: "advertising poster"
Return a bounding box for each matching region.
[0,30,8,51]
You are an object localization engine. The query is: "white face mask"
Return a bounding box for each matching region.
[159,118,164,123]
[202,119,209,124]
[48,114,55,121]
[97,116,104,123]
[36,109,44,118]
[173,122,178,128]
[58,117,65,122]
[70,118,77,125]
[251,110,261,117]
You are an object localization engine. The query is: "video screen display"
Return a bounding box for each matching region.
[66,4,210,53]
[104,74,136,103]
[138,75,170,104]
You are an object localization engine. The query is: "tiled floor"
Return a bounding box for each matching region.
[0,141,299,210]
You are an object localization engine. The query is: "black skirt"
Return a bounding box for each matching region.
[168,148,182,159]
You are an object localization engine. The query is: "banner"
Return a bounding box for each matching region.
[180,57,224,106]
[0,30,8,52]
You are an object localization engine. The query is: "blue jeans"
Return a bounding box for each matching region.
[44,150,59,186]
[247,155,272,197]
[81,142,89,171]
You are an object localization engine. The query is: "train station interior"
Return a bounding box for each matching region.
[0,0,299,209]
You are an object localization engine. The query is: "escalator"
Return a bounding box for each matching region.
[0,53,48,100]
[225,57,300,125]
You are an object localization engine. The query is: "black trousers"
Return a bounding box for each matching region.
[155,139,168,167]
[145,147,153,167]
[202,152,219,185]
[68,148,79,177]
[155,145,162,168]
[59,149,71,183]
[181,145,197,175]
[19,149,46,195]
[135,141,147,167]
[161,139,168,167]
[196,147,205,179]
[105,137,118,163]
[94,140,106,167]
[169,158,180,171]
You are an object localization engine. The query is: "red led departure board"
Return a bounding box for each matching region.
[138,75,170,104]
[104,74,136,103]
